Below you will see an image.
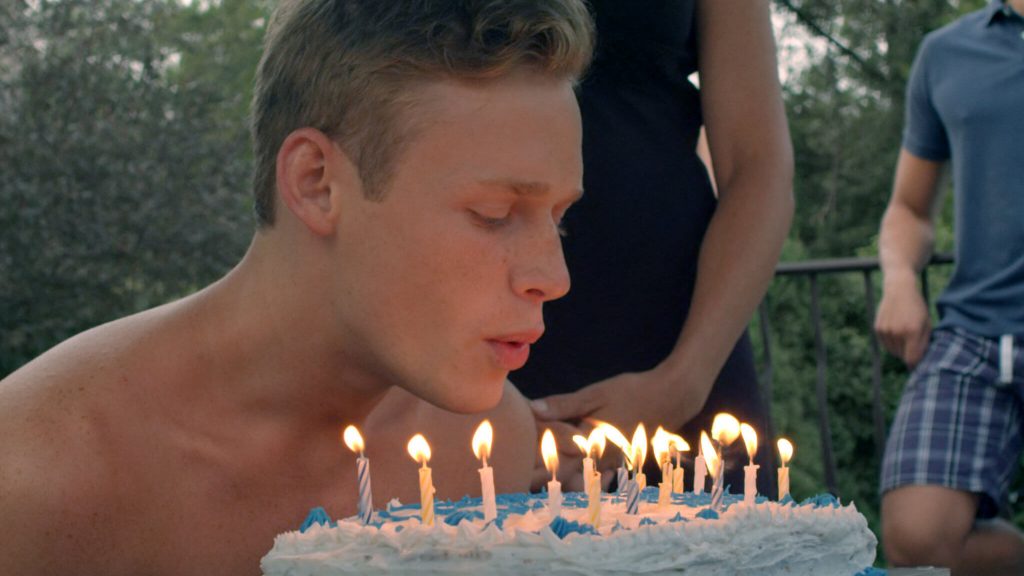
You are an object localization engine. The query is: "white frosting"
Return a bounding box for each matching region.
[261,494,876,576]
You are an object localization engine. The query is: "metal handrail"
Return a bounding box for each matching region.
[758,253,955,497]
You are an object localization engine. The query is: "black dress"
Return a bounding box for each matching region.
[513,0,775,495]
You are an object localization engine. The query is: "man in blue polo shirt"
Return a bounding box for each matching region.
[875,0,1024,573]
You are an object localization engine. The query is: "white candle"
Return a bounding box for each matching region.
[667,434,690,494]
[541,430,562,519]
[777,438,794,500]
[740,423,759,504]
[636,471,647,492]
[472,421,497,522]
[744,464,759,504]
[693,454,707,495]
[652,427,672,505]
[583,456,595,494]
[659,461,673,506]
[586,471,602,527]
[548,478,562,518]
[478,465,497,521]
[672,467,685,494]
[343,426,374,524]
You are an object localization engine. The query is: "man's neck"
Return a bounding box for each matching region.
[191,234,392,431]
[1008,0,1024,17]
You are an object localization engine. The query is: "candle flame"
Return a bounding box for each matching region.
[572,434,589,455]
[711,413,741,446]
[667,433,690,454]
[740,423,758,461]
[593,421,630,463]
[590,428,607,460]
[541,429,559,477]
[472,420,493,466]
[407,434,431,467]
[778,438,794,466]
[342,425,364,455]
[652,426,671,466]
[700,431,720,479]
[630,424,648,472]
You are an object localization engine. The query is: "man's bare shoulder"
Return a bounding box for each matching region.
[0,306,188,574]
[0,368,121,574]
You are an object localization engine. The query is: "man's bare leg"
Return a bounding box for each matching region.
[883,485,1024,575]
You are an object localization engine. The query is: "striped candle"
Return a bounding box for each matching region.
[356,456,373,524]
[342,426,374,525]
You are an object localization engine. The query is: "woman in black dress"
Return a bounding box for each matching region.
[516,0,793,495]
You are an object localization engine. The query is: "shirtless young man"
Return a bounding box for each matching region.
[0,1,593,574]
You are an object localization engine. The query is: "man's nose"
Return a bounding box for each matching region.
[511,225,571,303]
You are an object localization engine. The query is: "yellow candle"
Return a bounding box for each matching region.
[407,434,435,526]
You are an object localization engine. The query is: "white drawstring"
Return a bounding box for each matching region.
[999,334,1014,385]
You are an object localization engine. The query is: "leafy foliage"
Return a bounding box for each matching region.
[0,0,260,374]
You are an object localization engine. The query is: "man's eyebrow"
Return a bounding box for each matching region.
[478,178,584,202]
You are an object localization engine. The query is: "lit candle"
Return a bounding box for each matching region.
[700,431,723,510]
[614,423,648,515]
[407,434,435,526]
[777,438,794,499]
[593,421,630,496]
[668,433,689,494]
[740,423,760,504]
[573,434,593,495]
[652,427,672,506]
[541,429,562,518]
[471,420,497,522]
[631,424,648,494]
[586,469,602,527]
[342,425,373,524]
[708,413,741,511]
[693,445,707,495]
[573,429,606,496]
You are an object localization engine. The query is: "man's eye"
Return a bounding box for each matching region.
[471,210,510,228]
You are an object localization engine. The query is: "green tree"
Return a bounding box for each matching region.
[0,0,267,375]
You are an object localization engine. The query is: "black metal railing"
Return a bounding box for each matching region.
[757,253,955,496]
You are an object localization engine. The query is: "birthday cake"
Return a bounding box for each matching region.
[260,488,877,575]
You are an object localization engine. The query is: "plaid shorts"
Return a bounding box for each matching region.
[880,327,1024,518]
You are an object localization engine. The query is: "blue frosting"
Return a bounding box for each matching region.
[548,516,598,539]
[668,512,687,523]
[802,493,840,509]
[779,494,796,506]
[855,569,886,576]
[299,507,334,533]
[443,509,484,526]
[639,517,657,527]
[695,508,719,520]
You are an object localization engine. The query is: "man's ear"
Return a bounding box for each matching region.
[275,127,358,237]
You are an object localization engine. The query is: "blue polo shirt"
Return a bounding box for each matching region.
[903,0,1024,337]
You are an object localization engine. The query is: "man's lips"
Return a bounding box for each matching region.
[487,328,544,371]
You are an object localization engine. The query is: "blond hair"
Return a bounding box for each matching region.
[250,0,594,227]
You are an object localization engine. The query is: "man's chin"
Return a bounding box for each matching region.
[415,373,506,415]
